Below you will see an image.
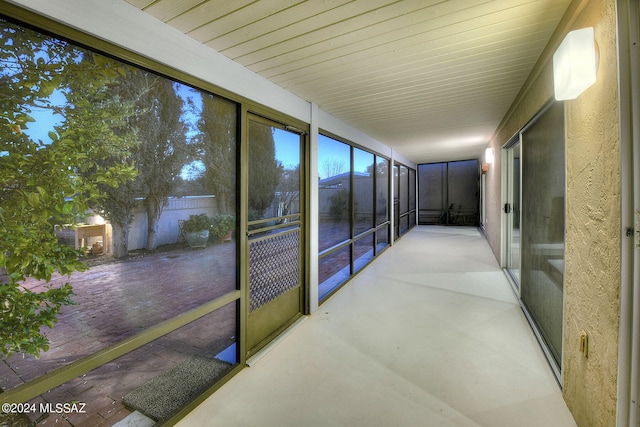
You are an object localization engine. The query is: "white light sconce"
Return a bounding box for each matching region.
[485,147,494,164]
[553,27,598,101]
[482,147,494,174]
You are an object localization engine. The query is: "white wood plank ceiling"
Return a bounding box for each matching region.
[125,0,571,163]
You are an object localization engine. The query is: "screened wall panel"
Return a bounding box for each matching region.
[317,134,391,303]
[418,160,479,225]
[394,164,400,238]
[376,224,390,251]
[394,162,417,238]
[409,168,417,228]
[418,163,446,224]
[0,16,239,423]
[318,135,351,252]
[376,157,390,226]
[16,302,237,425]
[353,148,375,236]
[318,245,351,301]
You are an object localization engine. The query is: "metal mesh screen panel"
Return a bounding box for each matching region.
[249,230,300,312]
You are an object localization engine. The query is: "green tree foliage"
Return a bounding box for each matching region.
[61,52,140,259]
[198,94,237,214]
[136,76,190,251]
[329,189,350,220]
[248,121,283,219]
[88,70,190,254]
[0,21,135,358]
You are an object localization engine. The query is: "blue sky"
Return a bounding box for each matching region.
[19,82,373,179]
[318,134,374,178]
[20,88,66,143]
[273,128,300,170]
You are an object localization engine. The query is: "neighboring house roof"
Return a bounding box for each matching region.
[319,171,371,188]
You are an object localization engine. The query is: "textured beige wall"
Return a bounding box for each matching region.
[484,0,620,425]
[563,1,620,425]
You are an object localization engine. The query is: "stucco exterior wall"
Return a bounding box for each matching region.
[563,1,620,425]
[484,0,620,425]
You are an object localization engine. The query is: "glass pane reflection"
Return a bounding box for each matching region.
[318,135,351,251]
[400,165,409,214]
[354,234,374,272]
[318,245,351,301]
[354,148,375,235]
[376,157,389,226]
[376,224,389,253]
[521,102,565,368]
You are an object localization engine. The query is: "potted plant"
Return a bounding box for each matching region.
[183,213,211,248]
[210,214,236,242]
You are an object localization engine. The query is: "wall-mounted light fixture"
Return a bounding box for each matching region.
[485,147,494,164]
[482,147,494,174]
[553,27,598,100]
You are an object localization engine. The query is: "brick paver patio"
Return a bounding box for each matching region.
[0,241,237,426]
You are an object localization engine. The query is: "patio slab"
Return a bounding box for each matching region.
[1,242,237,426]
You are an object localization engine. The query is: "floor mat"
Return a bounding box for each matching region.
[122,356,232,422]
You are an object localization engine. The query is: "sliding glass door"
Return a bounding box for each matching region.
[503,102,565,377]
[505,141,521,287]
[520,102,565,371]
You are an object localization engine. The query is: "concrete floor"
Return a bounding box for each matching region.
[177,225,577,427]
